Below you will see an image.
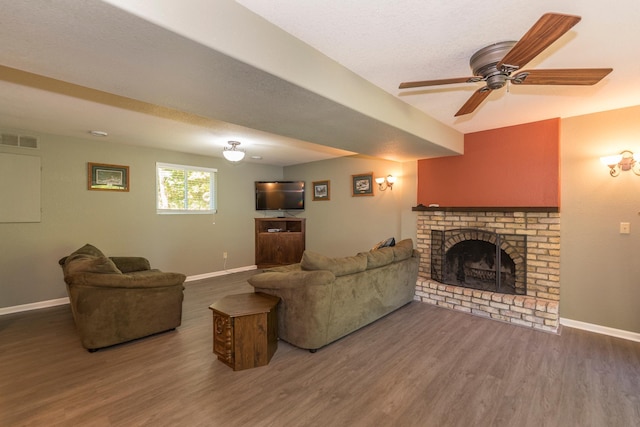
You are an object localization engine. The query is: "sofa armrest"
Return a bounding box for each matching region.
[66,270,186,289]
[109,257,151,273]
[248,270,335,290]
[248,269,335,350]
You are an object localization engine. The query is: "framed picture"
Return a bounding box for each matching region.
[88,163,130,192]
[312,180,330,201]
[351,172,374,197]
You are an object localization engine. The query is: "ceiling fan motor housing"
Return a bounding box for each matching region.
[470,41,517,89]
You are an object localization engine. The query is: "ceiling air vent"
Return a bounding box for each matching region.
[0,133,39,149]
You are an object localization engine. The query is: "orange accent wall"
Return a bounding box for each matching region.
[417,118,560,207]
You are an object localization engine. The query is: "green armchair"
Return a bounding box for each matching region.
[58,244,186,351]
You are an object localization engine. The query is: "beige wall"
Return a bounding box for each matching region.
[0,130,283,308]
[399,160,418,242]
[6,105,640,335]
[1,131,418,310]
[284,156,416,257]
[561,105,640,333]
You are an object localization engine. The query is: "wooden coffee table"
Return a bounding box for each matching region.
[209,292,279,371]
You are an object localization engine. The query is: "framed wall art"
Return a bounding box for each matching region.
[312,180,330,201]
[88,162,130,192]
[351,172,374,197]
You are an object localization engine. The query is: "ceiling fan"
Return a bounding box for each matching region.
[399,13,613,117]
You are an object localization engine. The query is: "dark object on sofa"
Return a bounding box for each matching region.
[58,244,186,351]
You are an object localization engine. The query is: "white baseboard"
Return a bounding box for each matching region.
[0,266,258,316]
[560,318,640,343]
[0,297,70,316]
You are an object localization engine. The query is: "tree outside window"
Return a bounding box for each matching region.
[156,163,217,214]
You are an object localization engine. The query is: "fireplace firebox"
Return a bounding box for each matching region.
[431,229,527,295]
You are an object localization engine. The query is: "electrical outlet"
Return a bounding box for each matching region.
[223,251,228,259]
[620,222,630,234]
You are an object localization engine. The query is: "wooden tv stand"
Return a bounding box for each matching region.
[255,217,306,268]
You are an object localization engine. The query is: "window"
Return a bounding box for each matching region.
[156,162,217,214]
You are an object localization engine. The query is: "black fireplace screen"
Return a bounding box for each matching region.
[431,229,527,295]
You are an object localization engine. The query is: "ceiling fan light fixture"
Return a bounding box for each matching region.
[223,141,245,162]
[486,73,507,90]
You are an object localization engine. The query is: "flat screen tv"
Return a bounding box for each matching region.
[255,181,305,211]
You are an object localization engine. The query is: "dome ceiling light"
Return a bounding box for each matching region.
[223,141,245,162]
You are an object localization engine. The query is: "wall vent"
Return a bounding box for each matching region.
[0,133,39,149]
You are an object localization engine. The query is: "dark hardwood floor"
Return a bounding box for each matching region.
[1,270,639,427]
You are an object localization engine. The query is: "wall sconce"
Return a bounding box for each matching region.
[223,141,245,162]
[600,150,640,177]
[375,175,396,191]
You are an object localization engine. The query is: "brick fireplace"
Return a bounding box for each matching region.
[414,208,560,333]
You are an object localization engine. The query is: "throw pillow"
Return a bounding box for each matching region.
[63,244,122,275]
[372,237,395,250]
[69,243,106,258]
[64,253,122,275]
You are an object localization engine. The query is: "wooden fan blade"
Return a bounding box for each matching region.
[455,88,492,117]
[497,13,581,71]
[399,77,478,89]
[513,68,613,85]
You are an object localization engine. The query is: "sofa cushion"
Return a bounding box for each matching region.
[64,254,122,275]
[301,251,367,277]
[392,239,414,262]
[63,244,122,275]
[361,247,394,269]
[109,257,151,273]
[264,263,302,273]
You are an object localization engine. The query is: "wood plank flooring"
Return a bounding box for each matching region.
[1,271,639,426]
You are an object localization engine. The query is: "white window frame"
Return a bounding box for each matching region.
[156,162,217,214]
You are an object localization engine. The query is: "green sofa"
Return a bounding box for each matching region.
[58,244,186,351]
[248,238,419,351]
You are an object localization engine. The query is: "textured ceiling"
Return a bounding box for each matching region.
[1,0,638,166]
[237,0,640,133]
